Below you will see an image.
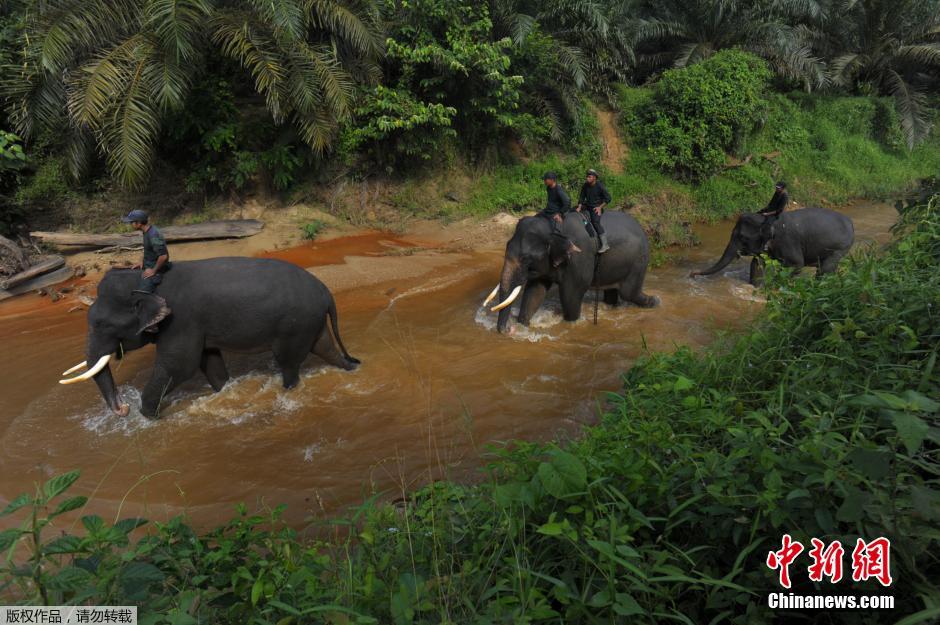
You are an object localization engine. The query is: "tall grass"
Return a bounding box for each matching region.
[3,191,938,623]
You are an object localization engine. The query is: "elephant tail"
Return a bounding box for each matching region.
[327,300,361,366]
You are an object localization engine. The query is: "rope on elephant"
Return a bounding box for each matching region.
[592,244,601,325]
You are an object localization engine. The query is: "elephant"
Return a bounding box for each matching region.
[59,257,360,418]
[690,207,854,284]
[484,211,658,334]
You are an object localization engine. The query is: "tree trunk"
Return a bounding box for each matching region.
[30,219,265,248]
[0,255,65,290]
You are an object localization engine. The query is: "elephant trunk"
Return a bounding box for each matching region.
[697,235,741,277]
[92,364,124,414]
[496,257,524,334]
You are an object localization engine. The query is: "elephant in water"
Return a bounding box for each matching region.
[59,257,360,418]
[485,211,658,334]
[691,207,855,284]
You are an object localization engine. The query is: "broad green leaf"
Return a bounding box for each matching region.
[114,518,149,535]
[51,496,88,518]
[81,515,105,535]
[613,593,645,616]
[251,577,264,605]
[43,470,81,500]
[44,535,83,555]
[536,522,563,536]
[848,448,892,480]
[911,486,940,521]
[673,376,695,392]
[1,494,32,517]
[893,412,929,455]
[0,528,23,551]
[47,566,93,591]
[537,450,587,499]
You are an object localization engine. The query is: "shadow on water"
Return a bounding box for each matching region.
[0,202,898,527]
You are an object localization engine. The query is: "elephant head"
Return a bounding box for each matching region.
[58,270,161,415]
[484,217,558,334]
[693,213,769,277]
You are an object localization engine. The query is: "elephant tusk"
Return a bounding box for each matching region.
[59,355,111,385]
[491,285,522,312]
[482,285,500,307]
[62,361,88,376]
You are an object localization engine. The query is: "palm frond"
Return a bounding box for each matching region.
[884,68,932,149]
[828,52,867,86]
[306,0,383,56]
[102,58,162,187]
[211,10,287,121]
[145,0,211,61]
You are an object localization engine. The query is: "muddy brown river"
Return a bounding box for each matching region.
[0,203,896,528]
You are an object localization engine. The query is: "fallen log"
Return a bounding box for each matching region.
[31,219,265,248]
[0,266,74,301]
[0,255,65,290]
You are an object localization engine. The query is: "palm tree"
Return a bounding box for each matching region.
[633,0,827,90]
[824,0,940,148]
[3,0,382,187]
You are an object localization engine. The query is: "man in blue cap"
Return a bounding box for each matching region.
[122,209,171,331]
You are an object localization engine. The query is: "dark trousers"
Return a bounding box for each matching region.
[136,269,164,293]
[582,207,605,236]
[540,211,567,237]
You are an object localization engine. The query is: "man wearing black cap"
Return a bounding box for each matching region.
[576,169,612,253]
[122,209,172,331]
[760,181,789,219]
[540,172,580,266]
[540,172,570,227]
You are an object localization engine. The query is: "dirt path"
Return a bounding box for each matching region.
[597,109,627,174]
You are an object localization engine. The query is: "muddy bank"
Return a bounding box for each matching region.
[0,203,897,528]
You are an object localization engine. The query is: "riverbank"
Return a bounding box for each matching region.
[2,193,935,623]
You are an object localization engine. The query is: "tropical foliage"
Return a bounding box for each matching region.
[0,0,937,197]
[631,50,771,179]
[3,0,382,187]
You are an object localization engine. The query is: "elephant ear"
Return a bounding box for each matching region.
[549,229,584,267]
[738,214,769,254]
[132,291,170,334]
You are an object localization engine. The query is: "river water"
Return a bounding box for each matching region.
[0,203,896,527]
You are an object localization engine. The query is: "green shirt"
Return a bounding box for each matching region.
[142,226,168,269]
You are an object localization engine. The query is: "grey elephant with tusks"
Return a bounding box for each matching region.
[59,257,360,418]
[690,207,854,285]
[485,211,658,333]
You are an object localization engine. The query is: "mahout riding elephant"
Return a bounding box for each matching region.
[691,207,855,285]
[59,257,360,418]
[484,211,658,334]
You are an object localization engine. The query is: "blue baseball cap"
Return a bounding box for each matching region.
[121,209,148,223]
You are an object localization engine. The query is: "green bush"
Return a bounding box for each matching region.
[339,86,458,171]
[300,220,326,240]
[636,50,771,180]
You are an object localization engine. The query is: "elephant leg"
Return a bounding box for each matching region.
[817,250,847,276]
[274,336,312,389]
[141,358,197,419]
[619,265,659,308]
[311,322,356,371]
[518,280,550,325]
[603,289,619,306]
[559,281,588,321]
[749,257,765,286]
[200,348,229,392]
